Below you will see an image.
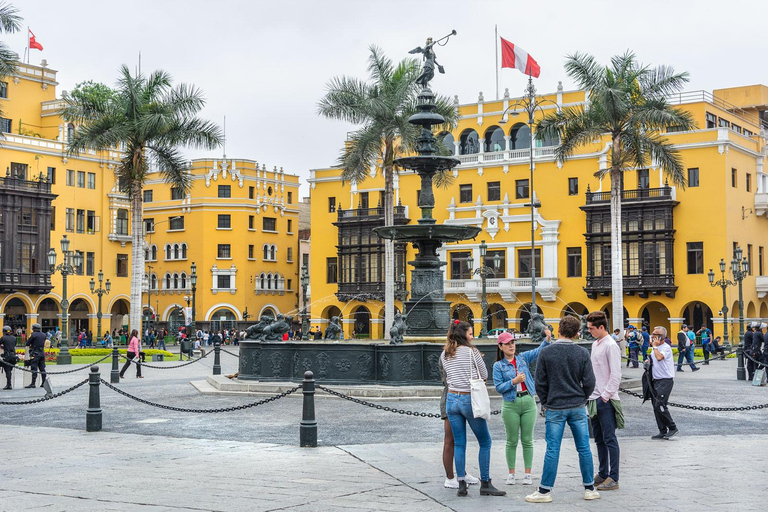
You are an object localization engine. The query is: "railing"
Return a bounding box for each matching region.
[337,205,407,220]
[664,90,766,129]
[0,271,52,291]
[445,277,560,292]
[456,146,558,166]
[585,274,676,290]
[585,186,672,204]
[0,174,52,193]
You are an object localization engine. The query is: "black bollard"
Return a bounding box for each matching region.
[110,346,120,383]
[86,366,102,432]
[213,342,221,375]
[300,371,317,447]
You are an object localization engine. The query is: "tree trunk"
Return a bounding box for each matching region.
[383,144,395,340]
[130,180,145,335]
[609,166,624,335]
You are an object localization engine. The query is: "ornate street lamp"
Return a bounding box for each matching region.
[468,241,500,337]
[47,235,83,365]
[301,264,310,340]
[190,262,197,350]
[729,247,749,380]
[89,270,111,346]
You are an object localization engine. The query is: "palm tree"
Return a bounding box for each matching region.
[318,45,457,339]
[0,2,21,115]
[62,65,222,333]
[537,51,695,332]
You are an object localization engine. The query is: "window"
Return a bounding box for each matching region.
[87,210,96,233]
[67,124,75,142]
[287,279,292,290]
[77,171,85,188]
[116,254,128,277]
[249,186,254,199]
[218,185,231,198]
[47,167,56,184]
[485,250,506,278]
[459,184,473,203]
[747,173,752,192]
[248,245,254,259]
[287,247,293,262]
[688,168,699,187]
[50,206,55,230]
[18,243,37,273]
[732,169,737,188]
[116,209,129,235]
[74,251,84,275]
[487,182,501,202]
[287,191,293,204]
[144,218,155,234]
[687,242,703,274]
[181,243,187,259]
[217,275,231,289]
[515,179,529,199]
[169,216,184,230]
[518,248,541,278]
[733,242,738,259]
[76,209,85,233]
[359,192,369,209]
[0,118,10,133]
[65,208,75,232]
[328,197,336,213]
[66,169,75,186]
[217,214,231,229]
[20,207,36,227]
[87,172,96,189]
[0,81,6,98]
[567,247,582,277]
[303,253,309,267]
[637,169,649,189]
[263,217,276,231]
[143,190,153,203]
[171,187,183,200]
[568,177,578,196]
[86,252,95,276]
[287,219,293,233]
[217,244,231,258]
[450,251,472,280]
[732,123,742,134]
[748,244,753,276]
[760,246,764,277]
[326,257,338,283]
[718,118,730,128]
[705,112,717,129]
[248,215,254,229]
[10,162,27,180]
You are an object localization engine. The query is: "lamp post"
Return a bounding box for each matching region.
[730,247,749,380]
[190,261,197,348]
[301,264,310,340]
[89,270,111,346]
[47,235,83,365]
[468,241,500,338]
[708,258,734,350]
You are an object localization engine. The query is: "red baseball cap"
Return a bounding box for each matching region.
[497,332,515,345]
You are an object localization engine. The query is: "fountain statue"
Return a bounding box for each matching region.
[324,316,342,340]
[389,312,407,344]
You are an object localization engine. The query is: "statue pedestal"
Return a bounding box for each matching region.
[403,336,446,344]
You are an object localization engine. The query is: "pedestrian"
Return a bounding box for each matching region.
[119,329,143,378]
[441,320,505,498]
[525,315,598,503]
[625,325,640,368]
[697,325,713,365]
[640,326,651,362]
[55,329,62,348]
[313,327,322,340]
[751,323,764,371]
[676,325,699,372]
[493,331,551,486]
[647,326,679,440]
[24,323,47,388]
[1,325,17,390]
[586,311,622,492]
[103,331,112,348]
[86,330,93,347]
[282,331,289,341]
[157,331,166,351]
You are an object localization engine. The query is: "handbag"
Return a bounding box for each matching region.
[469,349,491,420]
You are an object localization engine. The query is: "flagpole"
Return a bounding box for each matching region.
[494,25,499,100]
[26,26,29,63]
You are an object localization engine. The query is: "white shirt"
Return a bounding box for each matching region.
[651,343,675,379]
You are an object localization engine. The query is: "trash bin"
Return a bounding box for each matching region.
[151,354,164,362]
[180,339,190,358]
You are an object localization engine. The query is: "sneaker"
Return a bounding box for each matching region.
[594,474,606,486]
[525,490,552,503]
[676,368,684,372]
[465,473,479,485]
[596,477,619,491]
[521,474,533,485]
[585,489,601,500]
[444,478,458,489]
[505,474,515,485]
[664,428,679,440]
[651,431,668,440]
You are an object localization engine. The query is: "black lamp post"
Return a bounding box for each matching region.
[301,264,310,340]
[729,246,749,380]
[190,262,197,346]
[89,270,111,346]
[708,258,733,351]
[468,240,500,338]
[47,235,83,365]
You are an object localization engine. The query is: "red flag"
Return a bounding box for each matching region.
[29,29,43,51]
[500,37,539,78]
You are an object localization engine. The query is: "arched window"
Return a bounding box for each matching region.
[270,245,276,260]
[165,273,171,289]
[181,273,187,289]
[150,273,157,290]
[267,273,273,289]
[536,129,558,148]
[173,273,179,289]
[67,123,75,143]
[165,244,172,260]
[276,274,283,290]
[144,247,150,261]
[484,125,505,152]
[151,245,157,261]
[260,273,266,289]
[174,244,180,259]
[459,129,479,155]
[263,244,269,260]
[116,209,129,236]
[438,131,455,155]
[181,243,187,259]
[510,122,531,150]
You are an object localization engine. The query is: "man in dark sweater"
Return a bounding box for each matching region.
[526,315,598,503]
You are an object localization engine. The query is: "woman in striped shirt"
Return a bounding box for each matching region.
[441,320,505,498]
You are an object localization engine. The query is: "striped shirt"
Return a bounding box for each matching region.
[440,345,487,392]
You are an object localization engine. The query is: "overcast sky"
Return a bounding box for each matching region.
[10,0,766,197]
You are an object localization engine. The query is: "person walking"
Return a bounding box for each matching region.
[640,326,651,362]
[751,323,764,373]
[525,315,598,503]
[676,325,699,372]
[647,326,678,440]
[119,329,143,378]
[493,331,551,486]
[1,326,17,390]
[744,325,755,380]
[440,320,505,498]
[625,325,640,368]
[25,323,47,388]
[698,325,713,365]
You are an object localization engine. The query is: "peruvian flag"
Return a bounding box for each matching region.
[29,29,43,51]
[500,37,539,78]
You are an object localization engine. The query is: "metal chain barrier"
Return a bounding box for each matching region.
[100,379,299,413]
[0,354,112,374]
[620,348,732,368]
[742,350,767,369]
[0,378,89,405]
[618,387,768,412]
[118,350,211,369]
[219,348,240,358]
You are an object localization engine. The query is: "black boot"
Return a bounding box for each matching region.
[457,479,468,497]
[480,479,506,496]
[25,383,35,388]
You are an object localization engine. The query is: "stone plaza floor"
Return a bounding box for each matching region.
[0,349,766,510]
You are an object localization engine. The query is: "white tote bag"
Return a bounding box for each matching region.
[469,349,491,420]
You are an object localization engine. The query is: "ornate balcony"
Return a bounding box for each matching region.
[444,277,560,302]
[584,274,677,299]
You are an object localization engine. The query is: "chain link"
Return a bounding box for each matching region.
[742,350,767,369]
[219,348,239,358]
[0,378,89,405]
[118,350,210,369]
[0,354,112,374]
[100,379,299,413]
[618,387,768,412]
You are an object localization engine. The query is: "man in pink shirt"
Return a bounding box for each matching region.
[585,311,621,492]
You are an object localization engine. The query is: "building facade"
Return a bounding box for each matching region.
[308,83,768,341]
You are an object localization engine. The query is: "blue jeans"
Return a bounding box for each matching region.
[540,407,593,490]
[446,393,492,481]
[677,345,697,370]
[592,399,620,482]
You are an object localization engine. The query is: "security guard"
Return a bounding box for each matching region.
[1,326,16,390]
[25,323,47,388]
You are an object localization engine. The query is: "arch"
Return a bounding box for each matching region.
[150,272,158,290]
[352,305,371,338]
[760,302,768,320]
[321,305,342,322]
[168,306,185,332]
[509,122,531,150]
[109,298,130,333]
[165,273,172,289]
[203,303,242,322]
[438,131,455,154]
[270,245,277,260]
[561,301,588,318]
[600,303,630,329]
[174,244,180,260]
[259,272,266,289]
[483,125,505,152]
[747,301,757,319]
[517,302,534,333]
[151,244,157,261]
[487,303,508,330]
[180,272,187,289]
[679,301,713,332]
[69,297,92,334]
[451,303,474,324]
[37,297,60,331]
[263,244,269,260]
[536,127,558,148]
[161,303,183,322]
[259,304,280,320]
[181,243,187,259]
[165,244,172,260]
[458,128,479,155]
[638,301,670,334]
[173,273,179,289]
[2,297,28,331]
[0,293,34,312]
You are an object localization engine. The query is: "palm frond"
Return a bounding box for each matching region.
[338,124,383,184]
[0,2,21,33]
[564,52,603,90]
[638,65,690,98]
[317,75,372,124]
[433,169,455,189]
[0,42,16,79]
[159,117,223,149]
[148,143,192,193]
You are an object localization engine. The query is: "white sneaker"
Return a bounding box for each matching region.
[505,474,515,485]
[444,478,458,489]
[465,473,479,485]
[525,490,553,503]
[584,489,600,500]
[522,474,533,485]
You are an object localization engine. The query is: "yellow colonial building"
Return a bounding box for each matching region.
[0,61,301,339]
[309,83,768,342]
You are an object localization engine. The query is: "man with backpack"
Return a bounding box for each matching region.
[676,325,699,372]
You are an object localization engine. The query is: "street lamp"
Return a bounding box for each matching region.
[301,264,310,340]
[728,247,749,380]
[89,270,111,346]
[47,235,83,365]
[468,241,500,337]
[190,261,197,350]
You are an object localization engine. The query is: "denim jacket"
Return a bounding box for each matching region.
[493,339,551,402]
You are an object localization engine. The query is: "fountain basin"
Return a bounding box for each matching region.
[374,224,481,243]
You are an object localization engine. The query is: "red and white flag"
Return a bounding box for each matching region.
[29,29,43,51]
[500,37,539,78]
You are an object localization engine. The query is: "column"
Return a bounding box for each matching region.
[627,317,643,328]
[668,317,686,336]
[25,313,39,337]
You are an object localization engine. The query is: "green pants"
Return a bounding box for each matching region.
[501,394,537,470]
